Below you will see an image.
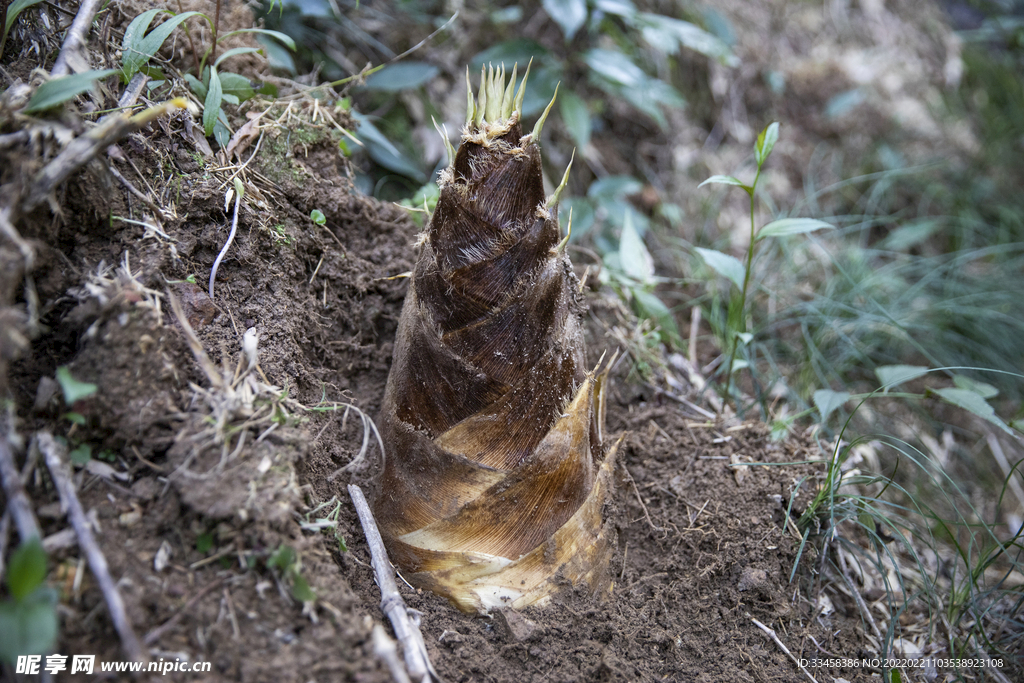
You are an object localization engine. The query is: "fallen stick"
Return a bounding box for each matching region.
[348,484,436,683]
[749,615,818,683]
[37,432,145,663]
[373,624,413,683]
[0,438,40,541]
[50,0,104,77]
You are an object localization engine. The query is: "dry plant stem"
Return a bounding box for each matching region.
[836,546,884,643]
[986,433,1024,512]
[0,438,41,541]
[107,164,167,222]
[50,0,103,76]
[37,432,145,663]
[23,100,185,211]
[349,484,435,683]
[372,624,413,683]
[748,616,818,683]
[209,187,242,299]
[0,512,10,576]
[144,578,225,645]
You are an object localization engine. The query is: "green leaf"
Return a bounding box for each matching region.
[0,588,58,662]
[2,0,47,57]
[214,46,261,68]
[1011,419,1024,433]
[196,532,214,554]
[632,289,682,346]
[23,69,119,113]
[56,366,97,404]
[290,573,316,602]
[351,112,426,183]
[220,28,296,52]
[588,175,643,202]
[813,389,852,422]
[619,213,654,283]
[472,39,552,73]
[310,209,326,225]
[558,90,591,150]
[217,72,255,102]
[559,197,595,239]
[695,247,745,290]
[203,66,223,137]
[756,217,834,240]
[933,388,1013,435]
[63,412,86,426]
[875,365,929,392]
[268,545,296,571]
[122,11,205,81]
[184,72,207,100]
[583,49,645,87]
[5,538,47,600]
[952,375,999,399]
[363,61,440,91]
[69,444,92,466]
[636,12,738,66]
[755,121,779,167]
[594,0,636,19]
[698,175,749,190]
[542,0,588,40]
[257,35,296,74]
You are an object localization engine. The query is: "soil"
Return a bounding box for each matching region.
[1,4,1015,683]
[0,103,874,682]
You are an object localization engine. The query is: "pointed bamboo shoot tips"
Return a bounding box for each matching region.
[465,67,474,125]
[547,148,575,208]
[513,59,532,121]
[528,82,559,144]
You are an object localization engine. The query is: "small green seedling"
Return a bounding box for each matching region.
[0,538,57,663]
[121,8,294,145]
[698,122,834,406]
[309,209,326,225]
[267,545,316,603]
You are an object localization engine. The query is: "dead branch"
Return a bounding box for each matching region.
[348,484,437,683]
[23,100,185,212]
[37,432,145,663]
[749,615,818,683]
[0,438,41,541]
[373,624,413,683]
[50,0,105,77]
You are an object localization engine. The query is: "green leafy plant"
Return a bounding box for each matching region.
[266,545,315,603]
[697,122,833,406]
[788,367,1024,678]
[299,498,349,554]
[120,8,294,145]
[0,538,57,663]
[22,69,120,113]
[0,0,46,58]
[55,366,97,405]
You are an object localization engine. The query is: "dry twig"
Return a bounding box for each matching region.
[373,624,413,683]
[37,433,145,663]
[749,615,818,683]
[50,0,104,76]
[348,484,437,683]
[0,438,40,541]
